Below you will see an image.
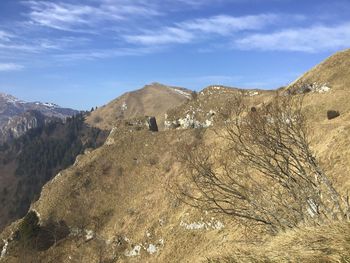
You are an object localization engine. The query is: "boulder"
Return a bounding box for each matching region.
[327,110,340,120]
[147,117,158,132]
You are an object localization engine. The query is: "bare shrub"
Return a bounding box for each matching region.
[191,91,198,100]
[149,156,159,166]
[177,93,349,233]
[93,116,103,124]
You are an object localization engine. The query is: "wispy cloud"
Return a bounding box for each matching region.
[124,14,278,45]
[0,29,90,56]
[0,63,24,71]
[235,22,350,52]
[124,27,194,45]
[53,46,162,61]
[0,30,12,41]
[23,0,161,32]
[180,14,278,35]
[1,0,349,69]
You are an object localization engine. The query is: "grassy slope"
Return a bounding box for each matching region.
[0,115,108,232]
[289,48,350,91]
[1,49,350,262]
[85,83,190,131]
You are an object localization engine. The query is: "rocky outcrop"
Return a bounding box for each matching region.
[105,116,159,145]
[147,117,158,132]
[327,110,340,120]
[0,110,48,142]
[164,111,215,130]
[287,82,331,95]
[122,116,159,132]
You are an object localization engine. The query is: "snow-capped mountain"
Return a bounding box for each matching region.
[0,92,78,142]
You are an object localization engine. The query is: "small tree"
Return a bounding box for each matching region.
[17,211,40,243]
[177,93,348,233]
[191,91,198,100]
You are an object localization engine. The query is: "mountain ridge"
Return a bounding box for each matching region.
[85,82,193,131]
[1,49,350,262]
[0,92,78,142]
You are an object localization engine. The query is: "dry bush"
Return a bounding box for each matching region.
[177,93,349,233]
[149,156,159,166]
[93,116,103,124]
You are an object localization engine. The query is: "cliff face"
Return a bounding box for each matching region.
[0,110,49,142]
[0,93,78,143]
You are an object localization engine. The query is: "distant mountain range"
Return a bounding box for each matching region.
[0,93,78,142]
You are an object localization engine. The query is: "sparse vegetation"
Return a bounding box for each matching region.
[149,156,159,166]
[207,221,350,262]
[16,211,40,244]
[93,115,103,124]
[178,93,348,233]
[0,113,108,230]
[1,49,350,262]
[191,91,198,100]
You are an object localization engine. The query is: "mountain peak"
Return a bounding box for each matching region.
[0,92,24,104]
[288,48,350,92]
[86,83,192,130]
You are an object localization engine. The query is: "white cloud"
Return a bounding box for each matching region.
[124,27,194,45]
[24,0,161,31]
[0,63,24,71]
[124,14,279,45]
[180,14,278,35]
[53,46,161,61]
[0,30,12,41]
[235,23,350,52]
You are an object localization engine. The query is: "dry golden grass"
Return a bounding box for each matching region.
[289,48,350,91]
[2,49,350,263]
[208,221,350,263]
[85,82,190,131]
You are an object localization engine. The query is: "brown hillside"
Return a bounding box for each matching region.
[165,85,274,129]
[288,48,350,92]
[2,84,350,262]
[86,83,191,130]
[1,50,350,262]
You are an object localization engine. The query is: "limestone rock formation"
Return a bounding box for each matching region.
[0,93,78,142]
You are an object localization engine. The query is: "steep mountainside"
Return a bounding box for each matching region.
[85,82,191,130]
[287,48,350,94]
[0,113,108,232]
[1,49,350,262]
[0,93,78,142]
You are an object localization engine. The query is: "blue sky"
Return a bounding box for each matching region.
[0,0,349,110]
